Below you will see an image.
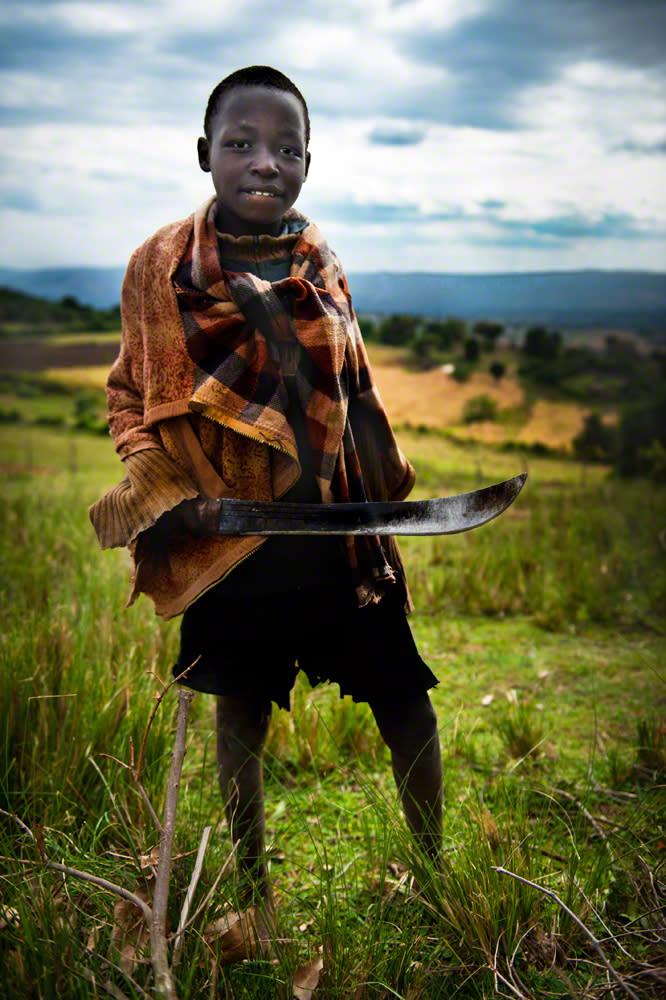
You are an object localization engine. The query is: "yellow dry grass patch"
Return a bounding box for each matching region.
[44,366,110,389]
[449,421,512,445]
[371,360,525,429]
[445,399,595,451]
[515,400,589,452]
[367,346,602,452]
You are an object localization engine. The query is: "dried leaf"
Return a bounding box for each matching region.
[293,956,323,999]
[481,693,494,706]
[109,889,151,975]
[203,906,272,966]
[138,844,160,877]
[0,905,20,931]
[34,823,46,862]
[86,924,102,953]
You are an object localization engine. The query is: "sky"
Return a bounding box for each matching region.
[1,0,665,274]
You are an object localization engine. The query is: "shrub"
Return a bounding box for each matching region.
[0,407,21,423]
[462,393,498,423]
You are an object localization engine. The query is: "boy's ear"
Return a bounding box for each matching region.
[197,136,211,173]
[304,150,311,180]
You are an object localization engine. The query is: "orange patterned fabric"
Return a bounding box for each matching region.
[90,198,415,616]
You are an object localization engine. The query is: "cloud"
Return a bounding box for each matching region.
[0,0,664,273]
[315,200,465,226]
[476,211,663,250]
[613,139,666,156]
[397,0,666,128]
[367,124,427,146]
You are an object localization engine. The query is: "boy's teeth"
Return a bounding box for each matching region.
[250,190,275,197]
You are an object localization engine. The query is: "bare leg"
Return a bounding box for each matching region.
[369,693,443,865]
[216,695,272,902]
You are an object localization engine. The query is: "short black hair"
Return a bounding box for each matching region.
[204,65,310,147]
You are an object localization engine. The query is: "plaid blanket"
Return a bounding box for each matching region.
[172,198,400,600]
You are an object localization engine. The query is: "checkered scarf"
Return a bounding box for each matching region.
[173,197,396,600]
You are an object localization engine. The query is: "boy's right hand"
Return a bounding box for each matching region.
[154,498,208,537]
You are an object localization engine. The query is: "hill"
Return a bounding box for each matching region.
[350,269,666,331]
[0,267,125,313]
[0,266,665,331]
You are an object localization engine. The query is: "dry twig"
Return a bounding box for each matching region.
[172,825,212,967]
[492,865,641,1000]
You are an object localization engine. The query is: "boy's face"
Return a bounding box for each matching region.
[198,85,310,238]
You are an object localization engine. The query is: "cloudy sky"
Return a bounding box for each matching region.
[1,0,665,274]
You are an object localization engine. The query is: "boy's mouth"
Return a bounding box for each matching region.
[242,187,282,199]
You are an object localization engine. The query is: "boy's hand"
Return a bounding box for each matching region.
[155,498,207,537]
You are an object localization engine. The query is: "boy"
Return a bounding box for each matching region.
[90,66,442,906]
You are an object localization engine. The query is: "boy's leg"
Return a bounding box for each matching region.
[369,692,443,864]
[216,694,272,901]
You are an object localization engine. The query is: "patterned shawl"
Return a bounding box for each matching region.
[173,198,396,602]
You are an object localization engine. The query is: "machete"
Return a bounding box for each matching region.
[197,472,526,536]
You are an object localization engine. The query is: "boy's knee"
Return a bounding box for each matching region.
[370,693,439,760]
[216,695,272,754]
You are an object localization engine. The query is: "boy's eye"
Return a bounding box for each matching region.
[280,146,301,158]
[226,139,250,150]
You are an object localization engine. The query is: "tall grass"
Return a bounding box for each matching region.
[403,476,665,630]
[1,428,665,997]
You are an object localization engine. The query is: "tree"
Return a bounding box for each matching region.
[523,326,562,361]
[489,360,506,381]
[473,320,504,349]
[378,313,419,346]
[357,316,377,341]
[463,336,480,362]
[409,331,439,369]
[572,413,616,464]
[60,294,82,310]
[615,387,666,479]
[425,316,466,348]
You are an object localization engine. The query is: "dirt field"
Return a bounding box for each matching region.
[1,338,119,372]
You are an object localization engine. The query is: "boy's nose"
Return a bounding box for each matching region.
[251,149,279,176]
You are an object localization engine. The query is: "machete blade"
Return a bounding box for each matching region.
[208,472,527,536]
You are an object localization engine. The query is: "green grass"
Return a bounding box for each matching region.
[1,423,665,998]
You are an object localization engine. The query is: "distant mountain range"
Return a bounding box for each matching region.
[1,266,665,330]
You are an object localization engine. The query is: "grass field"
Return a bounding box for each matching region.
[1,349,665,999]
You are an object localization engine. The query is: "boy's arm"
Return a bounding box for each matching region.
[106,248,166,459]
[90,251,200,549]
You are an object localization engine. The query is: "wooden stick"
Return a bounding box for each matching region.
[150,688,194,1000]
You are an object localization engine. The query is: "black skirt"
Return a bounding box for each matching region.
[174,581,438,710]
